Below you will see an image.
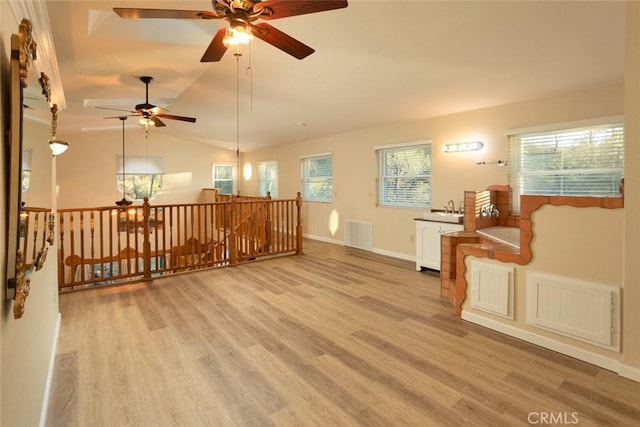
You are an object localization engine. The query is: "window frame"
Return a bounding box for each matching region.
[301,153,333,203]
[257,160,278,198]
[507,116,624,213]
[375,140,432,209]
[211,163,237,195]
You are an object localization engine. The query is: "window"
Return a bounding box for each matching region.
[508,119,624,213]
[116,156,163,201]
[258,161,278,197]
[376,142,432,208]
[212,163,236,195]
[301,154,332,202]
[22,149,32,193]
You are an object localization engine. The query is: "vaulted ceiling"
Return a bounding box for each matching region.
[24,0,624,152]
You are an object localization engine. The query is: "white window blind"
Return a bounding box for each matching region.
[508,122,624,213]
[117,156,164,174]
[258,161,278,197]
[212,163,236,195]
[376,142,432,208]
[301,154,332,202]
[115,156,164,200]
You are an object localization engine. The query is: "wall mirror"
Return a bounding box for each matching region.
[5,19,37,319]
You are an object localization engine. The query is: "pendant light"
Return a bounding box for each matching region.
[115,116,132,206]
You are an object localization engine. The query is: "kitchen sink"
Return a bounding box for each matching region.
[421,211,464,224]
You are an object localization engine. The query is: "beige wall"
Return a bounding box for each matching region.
[623,2,640,373]
[243,83,623,258]
[1,3,61,424]
[56,129,237,209]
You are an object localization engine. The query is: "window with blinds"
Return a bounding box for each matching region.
[507,121,624,213]
[258,161,278,197]
[116,156,164,200]
[376,142,432,208]
[301,154,332,202]
[212,163,236,195]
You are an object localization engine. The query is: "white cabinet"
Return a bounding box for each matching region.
[415,220,463,271]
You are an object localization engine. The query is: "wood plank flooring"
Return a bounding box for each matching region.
[47,239,640,426]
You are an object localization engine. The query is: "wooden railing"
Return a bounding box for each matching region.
[20,193,303,290]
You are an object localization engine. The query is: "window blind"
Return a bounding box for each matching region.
[258,161,278,197]
[377,143,431,208]
[301,154,332,201]
[117,156,164,175]
[508,123,624,213]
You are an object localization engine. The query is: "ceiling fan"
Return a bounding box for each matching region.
[113,0,349,62]
[99,76,197,127]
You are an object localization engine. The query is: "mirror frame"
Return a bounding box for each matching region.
[6,20,36,319]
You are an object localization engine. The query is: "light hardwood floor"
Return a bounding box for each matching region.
[47,239,640,426]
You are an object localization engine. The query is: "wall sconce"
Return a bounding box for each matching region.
[48,139,69,156]
[442,141,483,153]
[243,162,253,180]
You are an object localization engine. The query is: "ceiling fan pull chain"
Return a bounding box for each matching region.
[246,44,253,111]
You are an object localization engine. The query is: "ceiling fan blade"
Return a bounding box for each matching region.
[113,8,218,20]
[150,116,166,127]
[251,23,314,59]
[157,113,197,123]
[201,27,228,62]
[96,106,136,114]
[103,114,138,119]
[256,1,348,20]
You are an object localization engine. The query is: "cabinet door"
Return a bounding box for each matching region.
[419,222,442,270]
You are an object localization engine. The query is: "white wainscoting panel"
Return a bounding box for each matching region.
[527,271,619,350]
[470,260,514,319]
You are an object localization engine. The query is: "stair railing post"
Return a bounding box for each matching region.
[296,192,303,254]
[143,197,151,280]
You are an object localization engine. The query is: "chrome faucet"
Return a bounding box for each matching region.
[447,200,455,214]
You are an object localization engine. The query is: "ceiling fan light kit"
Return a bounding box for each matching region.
[113,0,349,62]
[223,25,254,46]
[98,75,197,128]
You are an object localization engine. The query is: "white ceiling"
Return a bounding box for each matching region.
[26,0,624,152]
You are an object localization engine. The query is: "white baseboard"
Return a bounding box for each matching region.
[303,234,342,245]
[619,363,640,383]
[372,247,414,262]
[39,312,61,427]
[461,310,626,376]
[304,234,414,262]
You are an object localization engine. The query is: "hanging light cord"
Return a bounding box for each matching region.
[234,50,242,175]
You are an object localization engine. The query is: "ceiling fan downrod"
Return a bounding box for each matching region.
[116,116,133,206]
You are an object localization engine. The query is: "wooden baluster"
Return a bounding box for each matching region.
[58,213,65,288]
[90,211,95,280]
[99,209,104,272]
[79,210,88,282]
[143,198,151,280]
[133,207,140,275]
[69,212,78,282]
[229,197,237,265]
[117,209,123,279]
[108,208,114,282]
[169,206,174,271]
[296,192,303,254]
